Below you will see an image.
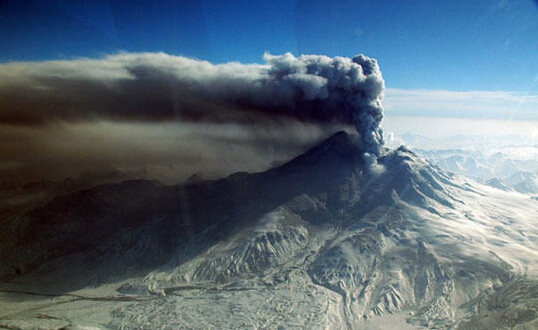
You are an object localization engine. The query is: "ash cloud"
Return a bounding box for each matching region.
[0,52,385,155]
[0,52,386,184]
[0,121,342,185]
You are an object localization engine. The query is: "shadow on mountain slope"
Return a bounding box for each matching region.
[0,131,461,294]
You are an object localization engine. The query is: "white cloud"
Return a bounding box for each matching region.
[384,88,538,120]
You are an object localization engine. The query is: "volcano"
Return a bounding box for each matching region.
[1,132,537,330]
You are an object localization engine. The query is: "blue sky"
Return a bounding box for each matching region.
[0,0,537,182]
[1,0,537,92]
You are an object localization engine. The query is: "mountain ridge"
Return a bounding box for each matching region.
[1,131,537,329]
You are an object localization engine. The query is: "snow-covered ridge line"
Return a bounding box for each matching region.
[1,131,537,329]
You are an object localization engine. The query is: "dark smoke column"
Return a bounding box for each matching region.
[0,52,386,159]
[262,53,385,158]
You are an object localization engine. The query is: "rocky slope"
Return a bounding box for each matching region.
[1,132,537,329]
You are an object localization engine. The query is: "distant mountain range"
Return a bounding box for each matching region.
[417,148,538,195]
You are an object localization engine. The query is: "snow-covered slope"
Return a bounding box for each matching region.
[505,171,538,194]
[1,132,537,330]
[485,178,513,191]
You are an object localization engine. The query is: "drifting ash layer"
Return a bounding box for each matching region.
[1,132,538,330]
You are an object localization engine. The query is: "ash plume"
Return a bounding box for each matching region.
[0,52,385,155]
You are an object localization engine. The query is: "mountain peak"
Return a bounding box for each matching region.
[275,131,364,173]
[322,130,359,145]
[312,130,362,154]
[3,129,538,330]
